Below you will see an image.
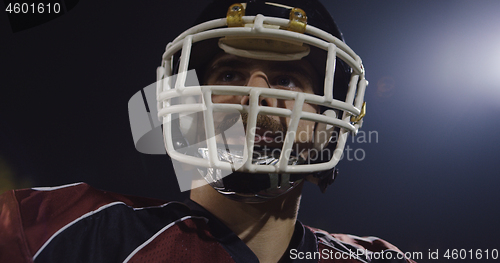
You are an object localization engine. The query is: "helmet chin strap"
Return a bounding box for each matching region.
[196,147,308,202]
[309,167,338,193]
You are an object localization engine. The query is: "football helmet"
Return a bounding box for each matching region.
[156,0,367,202]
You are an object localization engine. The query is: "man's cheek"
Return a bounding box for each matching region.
[296,122,315,143]
[211,95,242,104]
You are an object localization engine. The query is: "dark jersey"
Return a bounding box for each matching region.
[0,183,415,263]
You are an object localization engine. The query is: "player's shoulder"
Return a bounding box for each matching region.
[1,182,182,231]
[0,183,194,262]
[7,182,167,207]
[305,226,417,263]
[307,225,401,253]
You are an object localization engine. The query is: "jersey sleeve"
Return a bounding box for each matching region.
[0,189,32,263]
[0,183,167,263]
[307,226,417,263]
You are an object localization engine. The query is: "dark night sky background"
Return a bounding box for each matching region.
[1,0,499,261]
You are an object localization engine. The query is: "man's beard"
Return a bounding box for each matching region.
[202,111,305,168]
[197,111,306,195]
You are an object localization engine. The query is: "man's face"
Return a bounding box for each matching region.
[204,53,320,159]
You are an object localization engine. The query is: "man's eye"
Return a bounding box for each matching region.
[209,70,245,85]
[221,72,239,82]
[275,76,297,88]
[222,73,234,82]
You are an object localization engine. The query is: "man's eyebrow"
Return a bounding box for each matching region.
[272,61,318,85]
[208,57,249,71]
[206,56,319,88]
[271,61,321,93]
[273,62,311,76]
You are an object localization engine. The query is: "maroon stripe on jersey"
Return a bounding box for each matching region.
[128,218,235,263]
[11,183,167,258]
[309,226,416,263]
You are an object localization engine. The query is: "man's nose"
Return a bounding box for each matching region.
[240,71,276,107]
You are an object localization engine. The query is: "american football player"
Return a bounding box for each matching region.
[0,1,416,262]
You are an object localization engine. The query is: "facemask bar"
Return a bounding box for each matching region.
[157,14,367,176]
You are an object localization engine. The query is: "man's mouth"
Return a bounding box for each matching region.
[216,112,286,146]
[254,127,279,144]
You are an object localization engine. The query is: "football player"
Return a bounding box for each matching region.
[0,1,415,262]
